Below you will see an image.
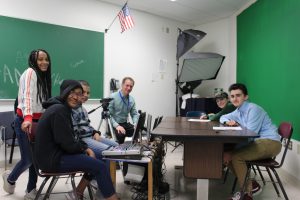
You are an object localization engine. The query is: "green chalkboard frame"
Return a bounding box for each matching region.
[237,0,300,141]
[0,15,104,99]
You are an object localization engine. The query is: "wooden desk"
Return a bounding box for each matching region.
[105,155,153,200]
[151,117,258,199]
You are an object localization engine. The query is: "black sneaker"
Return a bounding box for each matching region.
[252,180,262,196]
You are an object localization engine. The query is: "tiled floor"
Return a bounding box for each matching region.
[1,144,300,199]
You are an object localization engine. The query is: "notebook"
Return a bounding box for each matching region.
[102,112,146,159]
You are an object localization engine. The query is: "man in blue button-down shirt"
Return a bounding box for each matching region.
[220,83,282,200]
[108,77,139,144]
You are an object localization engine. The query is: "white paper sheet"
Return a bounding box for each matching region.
[213,126,242,130]
[188,119,211,122]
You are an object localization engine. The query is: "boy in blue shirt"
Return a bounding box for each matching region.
[220,83,281,200]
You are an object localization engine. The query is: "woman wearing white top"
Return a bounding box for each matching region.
[2,49,52,200]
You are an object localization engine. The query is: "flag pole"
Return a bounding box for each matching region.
[105,1,128,33]
[105,14,119,33]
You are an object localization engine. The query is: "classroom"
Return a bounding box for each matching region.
[1,0,300,199]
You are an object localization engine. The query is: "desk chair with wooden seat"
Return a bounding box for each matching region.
[28,123,93,200]
[242,122,293,200]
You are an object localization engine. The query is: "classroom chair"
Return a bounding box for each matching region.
[27,123,93,200]
[0,111,18,170]
[153,116,163,130]
[241,122,293,200]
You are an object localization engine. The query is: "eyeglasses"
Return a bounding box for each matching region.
[70,91,83,98]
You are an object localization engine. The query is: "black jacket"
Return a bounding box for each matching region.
[35,97,87,172]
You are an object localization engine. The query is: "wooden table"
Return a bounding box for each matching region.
[151,117,258,199]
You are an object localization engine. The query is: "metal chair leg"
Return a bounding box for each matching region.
[251,165,257,175]
[270,168,289,200]
[266,167,280,197]
[4,142,7,170]
[87,184,94,199]
[44,176,59,199]
[256,165,266,185]
[9,131,16,164]
[35,176,51,200]
[70,175,79,200]
[65,175,71,184]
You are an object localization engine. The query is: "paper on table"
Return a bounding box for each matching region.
[188,119,211,122]
[213,126,242,130]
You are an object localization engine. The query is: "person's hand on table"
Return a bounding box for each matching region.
[224,120,239,127]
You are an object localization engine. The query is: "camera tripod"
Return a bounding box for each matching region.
[97,108,117,141]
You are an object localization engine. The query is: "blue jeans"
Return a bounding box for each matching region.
[58,154,115,198]
[82,137,118,159]
[8,116,37,193]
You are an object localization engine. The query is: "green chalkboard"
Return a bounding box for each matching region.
[237,0,300,140]
[0,15,104,99]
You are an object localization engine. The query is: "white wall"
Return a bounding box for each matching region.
[191,16,236,97]
[279,139,300,181]
[0,0,191,128]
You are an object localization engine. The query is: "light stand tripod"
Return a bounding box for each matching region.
[88,98,117,141]
[175,29,206,116]
[97,105,117,141]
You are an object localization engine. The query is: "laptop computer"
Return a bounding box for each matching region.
[102,112,146,159]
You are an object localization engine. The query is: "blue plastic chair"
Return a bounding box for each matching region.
[186,111,205,117]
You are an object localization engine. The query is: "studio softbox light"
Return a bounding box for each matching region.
[176,29,206,60]
[179,52,225,83]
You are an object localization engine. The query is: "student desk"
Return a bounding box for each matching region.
[151,117,258,200]
[105,153,153,200]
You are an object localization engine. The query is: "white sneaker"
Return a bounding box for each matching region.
[90,179,98,189]
[2,170,15,194]
[229,192,241,200]
[24,188,38,200]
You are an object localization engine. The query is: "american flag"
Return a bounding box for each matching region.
[118,3,134,33]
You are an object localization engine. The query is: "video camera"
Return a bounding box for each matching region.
[100,97,113,111]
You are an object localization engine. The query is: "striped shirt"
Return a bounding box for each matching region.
[17,68,45,122]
